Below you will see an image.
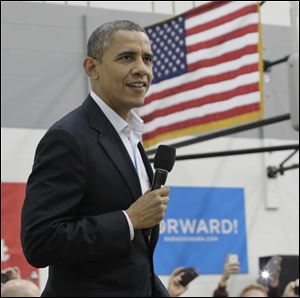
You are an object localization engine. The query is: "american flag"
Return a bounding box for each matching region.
[139,1,264,149]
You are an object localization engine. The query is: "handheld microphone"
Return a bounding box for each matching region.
[151,145,176,190]
[147,145,176,248]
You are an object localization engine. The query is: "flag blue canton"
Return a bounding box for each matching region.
[145,15,187,84]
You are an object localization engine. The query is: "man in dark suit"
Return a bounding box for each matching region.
[21,20,170,297]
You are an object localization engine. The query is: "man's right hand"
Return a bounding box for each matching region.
[125,186,170,229]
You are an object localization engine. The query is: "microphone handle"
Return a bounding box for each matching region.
[151,169,168,190]
[147,169,169,252]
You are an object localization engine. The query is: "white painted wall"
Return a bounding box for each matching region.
[1,128,46,183]
[24,1,298,27]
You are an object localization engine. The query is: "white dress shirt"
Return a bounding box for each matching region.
[90,91,150,240]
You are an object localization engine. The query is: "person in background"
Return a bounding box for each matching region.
[1,279,40,297]
[213,255,240,297]
[167,255,240,297]
[1,267,21,286]
[166,262,298,297]
[239,284,268,297]
[257,255,282,297]
[168,267,188,297]
[282,278,299,297]
[213,255,281,297]
[1,267,40,297]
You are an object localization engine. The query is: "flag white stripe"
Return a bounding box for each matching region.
[146,53,259,97]
[144,91,260,133]
[185,1,257,29]
[139,72,259,117]
[186,13,258,47]
[187,32,258,64]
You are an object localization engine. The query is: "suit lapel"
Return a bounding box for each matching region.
[82,96,142,201]
[83,95,159,250]
[99,132,142,201]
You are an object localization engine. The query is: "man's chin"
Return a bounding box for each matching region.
[136,101,145,108]
[131,97,145,108]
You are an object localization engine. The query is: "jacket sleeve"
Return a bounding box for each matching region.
[153,275,170,297]
[21,128,131,268]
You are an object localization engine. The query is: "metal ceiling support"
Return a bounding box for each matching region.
[149,144,299,163]
[267,149,299,178]
[146,114,291,156]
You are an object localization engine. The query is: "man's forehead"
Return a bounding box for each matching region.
[111,30,151,45]
[109,30,152,54]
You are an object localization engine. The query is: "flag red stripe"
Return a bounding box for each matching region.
[186,1,232,19]
[142,83,259,123]
[186,5,258,36]
[187,24,258,53]
[143,103,261,141]
[145,62,258,104]
[188,44,258,72]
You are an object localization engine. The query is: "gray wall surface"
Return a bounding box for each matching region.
[1,1,299,142]
[1,1,168,129]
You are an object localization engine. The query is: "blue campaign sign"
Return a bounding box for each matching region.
[154,186,248,275]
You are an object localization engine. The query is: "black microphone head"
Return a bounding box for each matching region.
[154,145,176,172]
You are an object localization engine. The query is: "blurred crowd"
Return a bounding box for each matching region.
[167,255,299,297]
[1,255,298,297]
[1,267,40,297]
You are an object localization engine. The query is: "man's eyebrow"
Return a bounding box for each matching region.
[115,51,153,58]
[144,52,154,59]
[116,51,136,58]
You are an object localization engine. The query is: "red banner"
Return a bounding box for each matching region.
[1,182,39,283]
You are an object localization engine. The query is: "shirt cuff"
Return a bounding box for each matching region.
[122,210,134,241]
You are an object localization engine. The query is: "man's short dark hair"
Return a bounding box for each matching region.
[87,20,146,60]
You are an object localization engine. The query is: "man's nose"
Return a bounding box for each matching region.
[132,58,151,76]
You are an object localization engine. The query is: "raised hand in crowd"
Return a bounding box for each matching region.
[168,267,188,297]
[283,278,299,297]
[213,254,240,297]
[221,255,240,284]
[257,255,282,297]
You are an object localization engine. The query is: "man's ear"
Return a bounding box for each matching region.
[83,57,99,80]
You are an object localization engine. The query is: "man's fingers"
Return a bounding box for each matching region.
[156,186,169,196]
[161,196,170,205]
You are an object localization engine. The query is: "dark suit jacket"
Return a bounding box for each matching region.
[21,95,169,297]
